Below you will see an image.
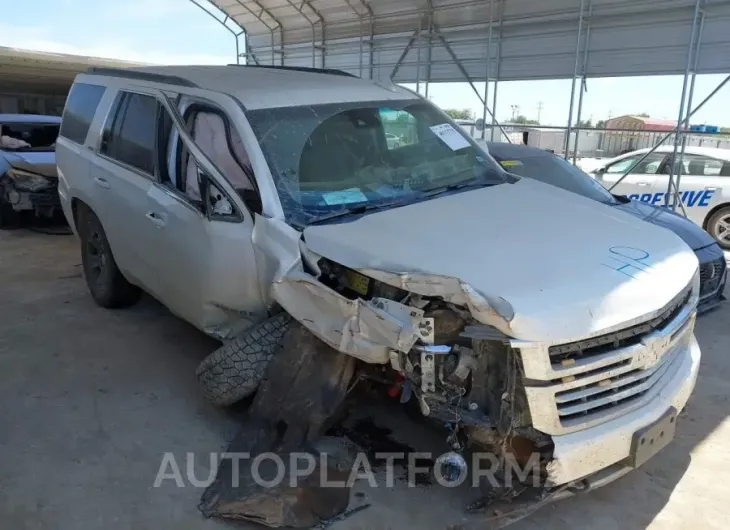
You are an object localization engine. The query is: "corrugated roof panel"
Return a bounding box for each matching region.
[210,0,730,81]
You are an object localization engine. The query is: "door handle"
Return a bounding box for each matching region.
[705,187,717,191]
[145,212,166,228]
[93,177,111,189]
[637,181,650,186]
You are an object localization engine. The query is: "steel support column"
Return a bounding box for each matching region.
[390,31,418,80]
[666,0,702,210]
[435,28,511,143]
[189,0,246,64]
[572,0,592,164]
[564,0,585,158]
[491,0,505,141]
[673,3,706,212]
[481,0,494,139]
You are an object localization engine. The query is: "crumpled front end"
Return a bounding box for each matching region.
[252,215,702,498]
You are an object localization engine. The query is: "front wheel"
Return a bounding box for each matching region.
[707,206,730,250]
[79,207,141,308]
[196,312,293,406]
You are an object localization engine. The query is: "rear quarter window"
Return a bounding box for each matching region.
[60,83,106,144]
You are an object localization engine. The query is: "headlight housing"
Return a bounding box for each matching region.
[6,168,51,192]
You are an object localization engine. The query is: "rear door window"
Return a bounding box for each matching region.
[60,83,106,144]
[101,91,158,175]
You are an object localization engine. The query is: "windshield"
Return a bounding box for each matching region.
[493,152,618,205]
[0,122,59,152]
[246,99,507,227]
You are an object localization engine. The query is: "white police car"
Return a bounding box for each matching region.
[592,146,730,249]
[488,142,727,313]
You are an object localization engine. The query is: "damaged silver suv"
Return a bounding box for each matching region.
[57,65,701,498]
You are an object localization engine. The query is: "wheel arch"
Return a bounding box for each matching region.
[702,201,730,231]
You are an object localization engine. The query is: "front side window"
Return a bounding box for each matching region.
[605,153,665,174]
[60,83,105,145]
[246,99,506,228]
[0,122,59,151]
[102,92,158,175]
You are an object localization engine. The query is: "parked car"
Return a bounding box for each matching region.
[590,146,730,249]
[487,142,726,314]
[0,114,61,227]
[385,132,401,149]
[57,65,701,501]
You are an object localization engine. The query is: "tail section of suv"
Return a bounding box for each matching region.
[57,65,701,505]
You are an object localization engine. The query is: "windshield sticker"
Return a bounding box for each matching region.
[499,160,523,168]
[429,123,471,151]
[321,188,368,205]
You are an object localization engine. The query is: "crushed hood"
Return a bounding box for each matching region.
[3,151,57,178]
[302,178,699,343]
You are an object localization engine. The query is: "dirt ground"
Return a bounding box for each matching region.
[1,229,729,530]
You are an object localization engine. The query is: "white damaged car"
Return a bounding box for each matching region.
[57,65,701,496]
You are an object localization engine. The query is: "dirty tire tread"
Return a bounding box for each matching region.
[196,312,293,406]
[79,206,141,308]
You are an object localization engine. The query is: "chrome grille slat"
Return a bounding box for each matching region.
[556,347,681,416]
[555,346,679,404]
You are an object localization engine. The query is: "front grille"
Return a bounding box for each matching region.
[549,286,691,366]
[699,257,726,298]
[29,189,61,209]
[555,341,684,427]
[521,280,697,435]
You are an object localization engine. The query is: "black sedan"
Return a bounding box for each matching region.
[487,142,727,314]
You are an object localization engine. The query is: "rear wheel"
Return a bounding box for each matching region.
[707,206,730,250]
[79,207,141,308]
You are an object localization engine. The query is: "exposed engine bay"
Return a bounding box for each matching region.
[312,256,554,486]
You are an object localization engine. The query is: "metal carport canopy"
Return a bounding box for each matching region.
[209,0,730,82]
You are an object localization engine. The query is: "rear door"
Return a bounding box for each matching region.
[597,152,668,203]
[90,89,164,297]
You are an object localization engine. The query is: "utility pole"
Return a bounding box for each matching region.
[537,101,544,124]
[510,104,520,122]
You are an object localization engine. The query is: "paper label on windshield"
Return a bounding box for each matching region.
[321,188,368,205]
[429,123,471,151]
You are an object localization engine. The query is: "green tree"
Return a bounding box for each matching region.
[444,108,474,120]
[576,119,593,128]
[513,114,540,125]
[636,112,651,118]
[595,119,606,129]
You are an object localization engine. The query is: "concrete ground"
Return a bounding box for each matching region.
[1,230,729,530]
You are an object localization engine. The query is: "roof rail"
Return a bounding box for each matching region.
[225,64,358,78]
[85,67,199,88]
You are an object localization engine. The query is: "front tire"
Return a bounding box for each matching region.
[707,206,730,250]
[79,207,141,308]
[196,312,293,406]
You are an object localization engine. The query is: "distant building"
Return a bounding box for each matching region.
[604,115,680,132]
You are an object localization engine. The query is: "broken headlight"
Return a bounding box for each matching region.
[6,168,52,192]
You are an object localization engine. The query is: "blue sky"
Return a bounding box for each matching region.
[3,0,729,127]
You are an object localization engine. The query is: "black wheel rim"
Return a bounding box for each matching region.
[85,229,106,282]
